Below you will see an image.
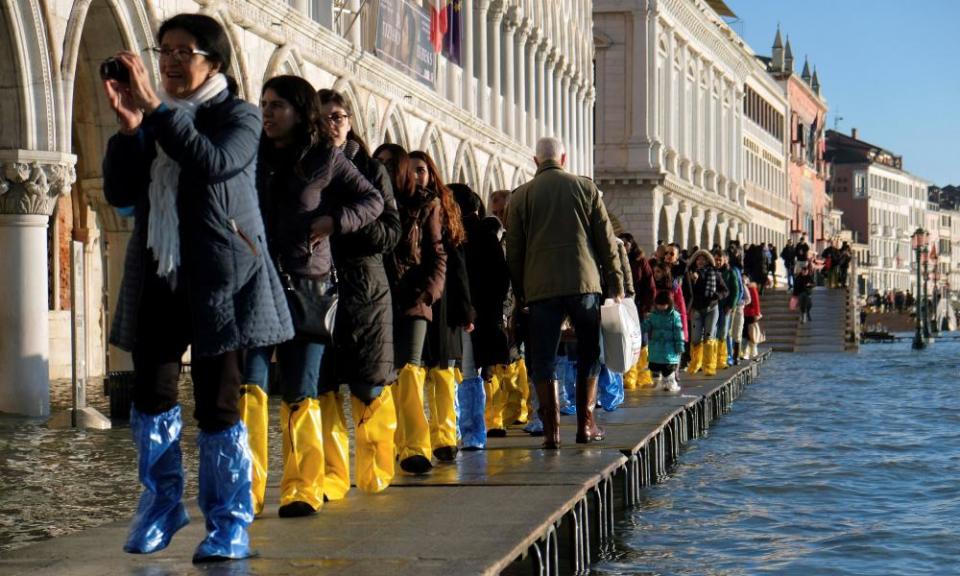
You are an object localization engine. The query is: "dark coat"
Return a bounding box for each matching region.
[328,143,402,389]
[256,142,384,279]
[425,240,473,367]
[744,244,768,285]
[103,90,294,357]
[392,187,447,321]
[466,215,511,368]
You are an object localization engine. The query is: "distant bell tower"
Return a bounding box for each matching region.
[771,26,784,72]
[784,36,794,73]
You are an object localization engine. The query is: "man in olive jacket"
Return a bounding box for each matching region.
[506,137,624,449]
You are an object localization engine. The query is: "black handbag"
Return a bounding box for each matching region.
[279,266,338,342]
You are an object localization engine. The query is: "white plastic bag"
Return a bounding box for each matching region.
[601,298,643,373]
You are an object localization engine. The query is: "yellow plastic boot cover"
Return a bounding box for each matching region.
[637,346,654,386]
[238,384,269,516]
[623,364,639,390]
[319,392,350,501]
[687,343,704,375]
[717,340,728,371]
[352,387,397,493]
[427,367,458,450]
[279,400,324,511]
[703,340,718,376]
[394,364,432,462]
[500,361,523,425]
[516,359,531,423]
[484,371,505,431]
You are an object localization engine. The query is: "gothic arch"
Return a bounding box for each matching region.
[381,103,410,150]
[511,167,529,189]
[658,205,671,244]
[203,6,251,101]
[331,79,367,144]
[713,223,722,249]
[452,140,480,190]
[421,126,448,182]
[263,45,305,83]
[2,0,62,150]
[674,211,687,248]
[483,157,506,198]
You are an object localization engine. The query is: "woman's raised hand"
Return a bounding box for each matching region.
[115,52,163,114]
[103,78,143,135]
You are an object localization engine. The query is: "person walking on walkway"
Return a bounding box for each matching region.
[409,151,473,463]
[686,249,728,377]
[373,144,447,475]
[743,280,763,358]
[643,291,686,392]
[794,263,816,323]
[315,88,402,498]
[795,235,811,275]
[249,76,384,519]
[506,137,624,449]
[728,246,749,365]
[714,248,741,370]
[781,240,796,289]
[102,14,294,562]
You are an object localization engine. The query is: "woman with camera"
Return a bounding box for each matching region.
[101,14,294,563]
[242,76,384,519]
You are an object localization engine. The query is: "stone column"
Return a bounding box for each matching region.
[515,22,530,146]
[553,57,563,143]
[84,181,134,375]
[489,6,504,131]
[535,40,548,141]
[502,13,517,137]
[587,88,595,178]
[562,70,572,168]
[0,150,76,417]
[575,83,585,175]
[526,31,538,147]
[349,0,362,47]
[545,49,557,139]
[462,0,475,115]
[477,1,489,122]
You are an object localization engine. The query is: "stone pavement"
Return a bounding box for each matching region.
[0,358,766,576]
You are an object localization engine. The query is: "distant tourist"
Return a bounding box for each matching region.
[794,263,816,323]
[781,239,796,289]
[795,235,811,274]
[742,280,763,359]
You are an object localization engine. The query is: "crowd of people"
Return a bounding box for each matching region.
[100,13,790,565]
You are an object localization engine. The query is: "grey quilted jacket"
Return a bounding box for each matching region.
[102,89,294,357]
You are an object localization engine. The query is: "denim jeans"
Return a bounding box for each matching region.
[690,305,720,345]
[527,293,602,383]
[244,340,325,404]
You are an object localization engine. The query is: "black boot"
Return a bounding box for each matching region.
[732,343,740,366]
[534,380,560,449]
[575,377,605,444]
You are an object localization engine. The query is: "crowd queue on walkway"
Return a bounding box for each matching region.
[99,13,783,565]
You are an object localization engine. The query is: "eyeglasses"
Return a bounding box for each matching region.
[150,47,211,62]
[326,113,351,126]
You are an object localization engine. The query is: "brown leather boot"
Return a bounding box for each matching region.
[534,379,560,449]
[576,377,605,444]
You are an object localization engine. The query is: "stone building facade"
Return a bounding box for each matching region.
[827,129,930,295]
[593,0,791,254]
[0,0,595,416]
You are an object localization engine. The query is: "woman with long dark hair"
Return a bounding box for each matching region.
[242,75,383,519]
[102,13,294,563]
[372,143,447,474]
[409,151,473,462]
[315,88,402,497]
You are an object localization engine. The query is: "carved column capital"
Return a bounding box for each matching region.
[0,151,77,216]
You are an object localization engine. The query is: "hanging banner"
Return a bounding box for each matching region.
[441,0,462,66]
[376,0,436,88]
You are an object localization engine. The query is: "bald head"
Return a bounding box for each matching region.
[535,137,566,166]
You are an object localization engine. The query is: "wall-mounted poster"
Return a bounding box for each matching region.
[376,0,436,88]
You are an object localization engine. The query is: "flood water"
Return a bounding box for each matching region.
[593,338,960,575]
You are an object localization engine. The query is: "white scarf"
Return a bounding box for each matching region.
[147,73,229,286]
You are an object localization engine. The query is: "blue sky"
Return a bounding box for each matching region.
[729,0,960,186]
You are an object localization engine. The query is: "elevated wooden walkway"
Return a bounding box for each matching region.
[0,353,770,576]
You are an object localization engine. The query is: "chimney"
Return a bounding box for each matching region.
[851,128,859,140]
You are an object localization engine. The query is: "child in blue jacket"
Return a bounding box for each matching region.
[642,291,686,392]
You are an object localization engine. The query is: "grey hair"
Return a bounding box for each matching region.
[535,137,565,162]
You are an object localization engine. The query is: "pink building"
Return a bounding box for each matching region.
[765,29,829,245]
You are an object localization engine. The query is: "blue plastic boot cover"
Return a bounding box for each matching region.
[523,382,543,434]
[559,359,577,415]
[193,421,255,563]
[457,375,486,449]
[599,366,625,412]
[727,335,734,365]
[124,405,190,554]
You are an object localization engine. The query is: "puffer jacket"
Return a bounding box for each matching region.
[327,142,402,390]
[688,250,727,311]
[256,142,384,279]
[103,89,293,356]
[642,307,685,365]
[392,186,447,320]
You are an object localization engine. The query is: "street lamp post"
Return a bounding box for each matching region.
[930,249,940,335]
[911,228,928,350]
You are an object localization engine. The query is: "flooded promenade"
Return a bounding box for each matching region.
[0,356,767,575]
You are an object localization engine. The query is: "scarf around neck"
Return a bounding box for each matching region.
[147,73,229,287]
